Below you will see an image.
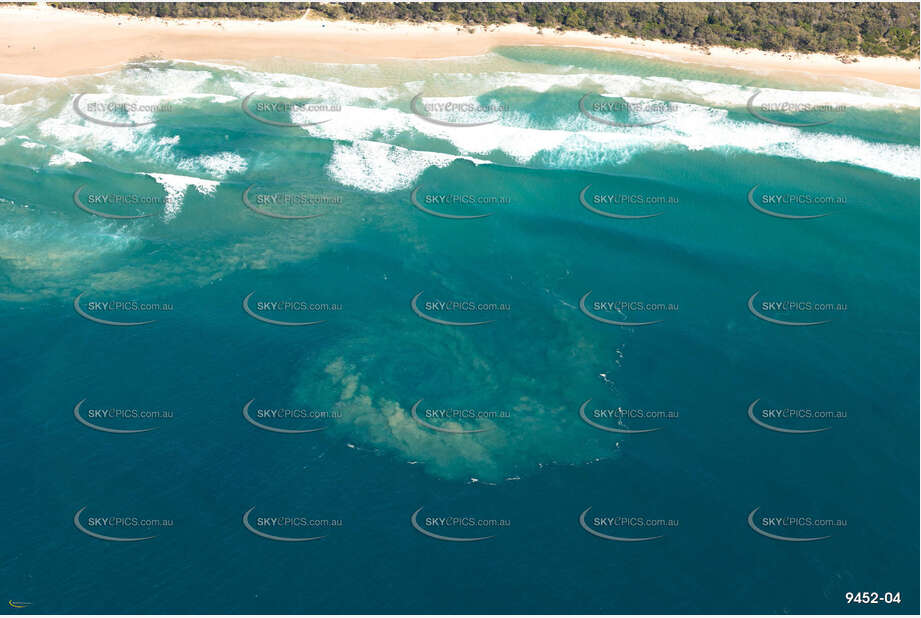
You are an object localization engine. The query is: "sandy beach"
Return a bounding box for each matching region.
[0,3,918,87]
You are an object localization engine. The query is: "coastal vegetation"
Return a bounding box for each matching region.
[46,2,921,58]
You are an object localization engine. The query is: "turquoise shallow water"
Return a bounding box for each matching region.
[0,47,918,613]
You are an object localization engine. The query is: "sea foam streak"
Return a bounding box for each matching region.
[326,140,487,192]
[301,98,919,179]
[142,173,219,221]
[49,150,91,167]
[2,63,915,181]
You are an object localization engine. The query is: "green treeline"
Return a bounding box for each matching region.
[47,2,920,58]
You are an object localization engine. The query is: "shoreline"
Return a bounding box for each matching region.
[0,4,918,88]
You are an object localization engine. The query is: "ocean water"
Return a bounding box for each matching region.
[0,47,918,613]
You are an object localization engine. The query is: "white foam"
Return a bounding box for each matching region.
[102,67,215,99]
[173,59,919,110]
[305,94,919,178]
[142,172,219,221]
[176,151,247,178]
[0,92,53,129]
[304,96,919,179]
[226,70,395,106]
[303,104,562,164]
[38,88,228,157]
[48,150,91,167]
[11,61,920,188]
[38,103,154,154]
[424,70,920,110]
[325,140,486,193]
